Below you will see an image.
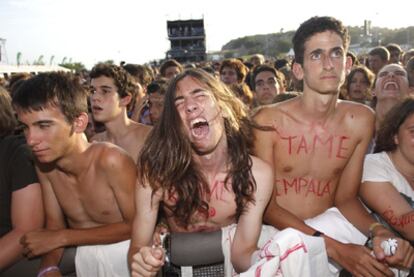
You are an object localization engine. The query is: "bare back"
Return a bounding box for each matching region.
[254,97,375,219]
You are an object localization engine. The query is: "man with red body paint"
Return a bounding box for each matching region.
[253,16,412,276]
[128,69,273,276]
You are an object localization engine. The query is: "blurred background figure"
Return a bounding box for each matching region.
[343,65,375,105]
[405,57,414,94]
[159,59,183,80]
[386,43,403,65]
[368,46,390,75]
[251,64,285,107]
[249,53,265,67]
[147,79,168,125]
[229,83,254,109]
[219,58,248,86]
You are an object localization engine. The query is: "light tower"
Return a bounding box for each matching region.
[0,38,8,64]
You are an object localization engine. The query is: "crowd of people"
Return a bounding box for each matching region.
[1,15,414,277]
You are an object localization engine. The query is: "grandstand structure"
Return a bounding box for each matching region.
[166,19,206,63]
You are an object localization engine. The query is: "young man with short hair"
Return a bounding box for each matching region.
[251,64,285,107]
[14,72,137,277]
[369,46,390,75]
[253,16,413,276]
[89,63,152,163]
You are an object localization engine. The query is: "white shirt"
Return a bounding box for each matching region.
[362,151,414,201]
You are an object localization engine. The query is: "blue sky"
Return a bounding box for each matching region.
[1,0,413,69]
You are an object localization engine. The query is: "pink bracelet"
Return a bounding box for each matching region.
[37,266,60,277]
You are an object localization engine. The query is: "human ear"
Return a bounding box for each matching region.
[120,94,132,107]
[345,56,352,75]
[73,112,89,133]
[292,62,304,81]
[393,134,399,146]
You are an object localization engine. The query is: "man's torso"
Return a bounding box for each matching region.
[257,99,369,219]
[40,143,125,228]
[162,174,238,233]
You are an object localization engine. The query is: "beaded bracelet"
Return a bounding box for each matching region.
[37,266,60,277]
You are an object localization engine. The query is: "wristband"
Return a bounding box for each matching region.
[368,222,384,238]
[312,230,324,237]
[369,222,383,232]
[37,266,60,277]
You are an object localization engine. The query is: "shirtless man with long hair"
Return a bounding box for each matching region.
[128,69,273,276]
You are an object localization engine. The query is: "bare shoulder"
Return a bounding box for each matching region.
[131,121,152,135]
[252,97,299,125]
[337,100,375,125]
[250,156,273,189]
[338,100,374,115]
[251,155,272,171]
[89,142,135,170]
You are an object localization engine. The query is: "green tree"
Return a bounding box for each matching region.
[59,62,86,73]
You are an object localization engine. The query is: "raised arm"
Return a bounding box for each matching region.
[0,183,43,269]
[128,179,163,276]
[231,156,273,273]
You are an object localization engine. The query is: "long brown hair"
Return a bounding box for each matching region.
[138,69,256,227]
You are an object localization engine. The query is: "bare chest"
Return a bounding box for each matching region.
[163,180,238,232]
[271,125,358,214]
[47,171,122,226]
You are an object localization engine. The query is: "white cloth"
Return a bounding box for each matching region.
[222,207,367,277]
[222,224,278,277]
[75,240,130,277]
[305,207,367,275]
[362,151,414,200]
[240,228,330,277]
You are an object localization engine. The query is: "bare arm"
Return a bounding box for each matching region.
[331,107,403,274]
[334,108,376,235]
[360,181,414,240]
[360,180,414,272]
[21,170,68,271]
[231,156,273,273]
[0,183,43,269]
[128,179,164,276]
[22,150,136,259]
